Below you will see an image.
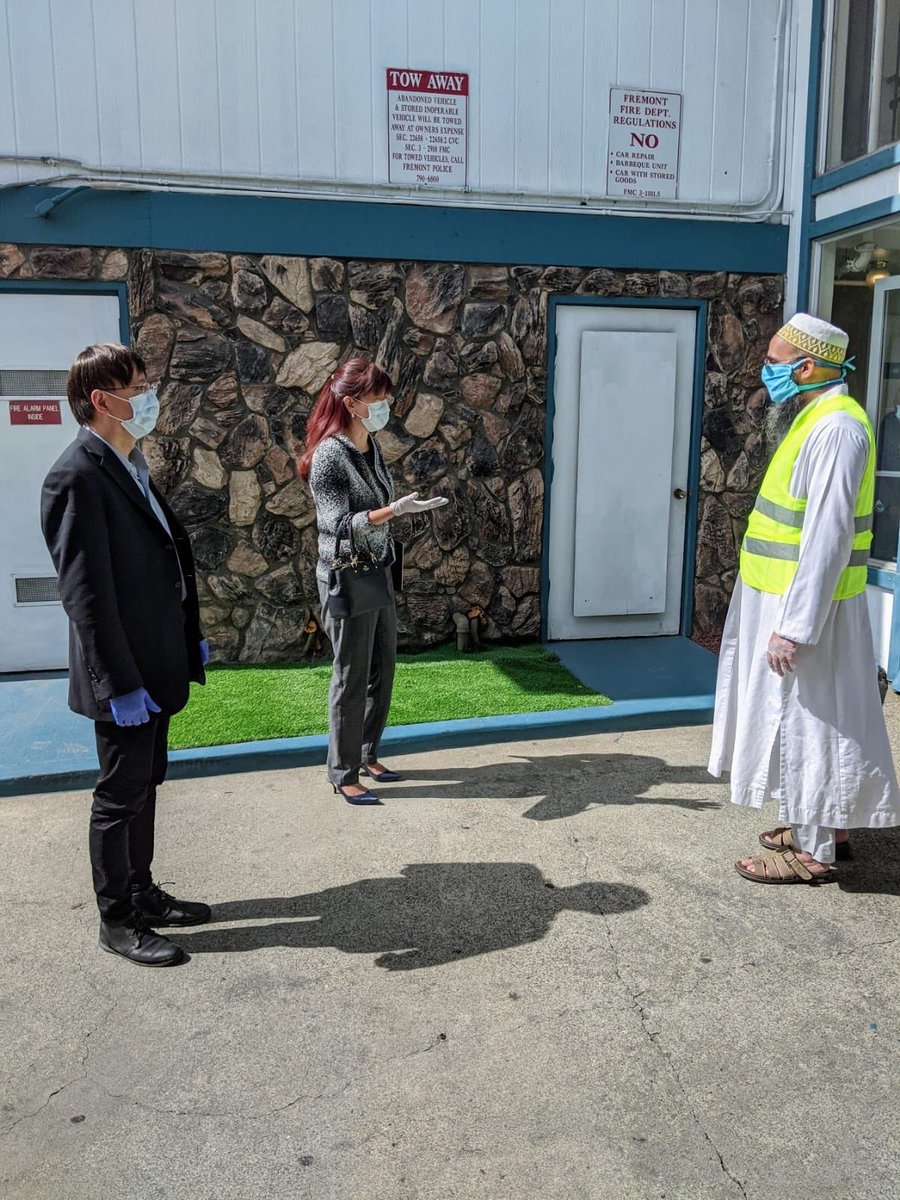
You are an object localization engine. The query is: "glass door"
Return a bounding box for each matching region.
[866,277,900,565]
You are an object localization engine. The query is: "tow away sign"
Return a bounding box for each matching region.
[387,68,468,188]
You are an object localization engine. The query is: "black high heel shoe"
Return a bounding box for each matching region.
[332,783,382,805]
[360,764,403,783]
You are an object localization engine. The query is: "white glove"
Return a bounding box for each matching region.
[390,491,450,516]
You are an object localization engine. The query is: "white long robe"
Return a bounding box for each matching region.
[708,387,900,829]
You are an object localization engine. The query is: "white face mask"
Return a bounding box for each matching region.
[358,398,390,433]
[106,388,160,439]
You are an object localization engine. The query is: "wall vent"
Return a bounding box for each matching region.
[14,576,61,604]
[0,369,69,397]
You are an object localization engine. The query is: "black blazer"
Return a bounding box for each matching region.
[40,427,205,721]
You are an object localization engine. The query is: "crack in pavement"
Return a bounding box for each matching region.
[403,1031,448,1058]
[568,826,748,1199]
[1,997,119,1138]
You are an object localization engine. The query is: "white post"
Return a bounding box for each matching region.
[869,0,887,152]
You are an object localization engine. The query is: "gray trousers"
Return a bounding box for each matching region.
[318,579,397,786]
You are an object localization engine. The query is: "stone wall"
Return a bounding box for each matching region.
[0,241,783,660]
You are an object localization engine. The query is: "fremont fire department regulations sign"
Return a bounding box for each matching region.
[387,68,468,188]
[607,88,682,199]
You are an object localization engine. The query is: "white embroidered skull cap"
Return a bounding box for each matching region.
[776,312,849,365]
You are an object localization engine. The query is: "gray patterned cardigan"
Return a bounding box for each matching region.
[308,433,395,583]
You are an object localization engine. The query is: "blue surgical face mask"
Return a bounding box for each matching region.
[760,357,851,406]
[360,398,390,433]
[106,388,160,439]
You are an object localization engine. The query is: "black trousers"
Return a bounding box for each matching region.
[317,580,397,786]
[91,715,169,922]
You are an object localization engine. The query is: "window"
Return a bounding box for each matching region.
[825,0,900,170]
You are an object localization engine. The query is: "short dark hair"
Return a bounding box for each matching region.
[67,343,148,425]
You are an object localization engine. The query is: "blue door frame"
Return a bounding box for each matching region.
[540,295,709,642]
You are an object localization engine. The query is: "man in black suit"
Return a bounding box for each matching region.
[41,343,211,967]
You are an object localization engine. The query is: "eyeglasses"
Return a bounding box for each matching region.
[762,356,807,366]
[104,381,156,395]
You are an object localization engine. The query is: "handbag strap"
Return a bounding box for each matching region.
[334,511,359,562]
[334,512,394,567]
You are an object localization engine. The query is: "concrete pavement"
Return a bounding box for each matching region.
[2,704,900,1199]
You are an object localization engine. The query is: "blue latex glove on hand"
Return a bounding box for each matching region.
[109,688,161,727]
[199,638,210,667]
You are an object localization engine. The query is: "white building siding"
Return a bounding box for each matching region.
[1,0,787,213]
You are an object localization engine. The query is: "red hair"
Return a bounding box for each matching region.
[297,358,394,480]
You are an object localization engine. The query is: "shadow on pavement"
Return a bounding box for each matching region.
[838,826,900,896]
[374,753,719,821]
[174,862,650,970]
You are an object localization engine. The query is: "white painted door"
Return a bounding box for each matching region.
[547,303,696,640]
[0,292,122,672]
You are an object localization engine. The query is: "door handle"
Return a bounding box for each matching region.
[673,488,688,500]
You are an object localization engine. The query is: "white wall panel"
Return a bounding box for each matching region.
[650,0,687,92]
[1,0,787,212]
[407,0,443,65]
[296,0,333,179]
[0,1,21,182]
[515,0,551,195]
[134,0,182,170]
[7,0,57,161]
[92,0,140,169]
[177,0,222,174]
[369,0,407,185]
[548,0,586,196]
[217,0,261,176]
[710,0,753,204]
[257,0,299,177]
[48,0,101,167]
[583,0,618,198]
[333,0,373,182]
[681,0,719,199]
[479,0,517,191]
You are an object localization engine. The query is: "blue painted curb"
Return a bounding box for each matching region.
[0,694,714,796]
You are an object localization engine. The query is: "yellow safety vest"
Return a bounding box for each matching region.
[739,393,875,599]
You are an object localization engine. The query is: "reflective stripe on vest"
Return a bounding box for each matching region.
[738,393,875,600]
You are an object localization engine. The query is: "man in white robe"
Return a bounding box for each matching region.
[708,313,900,883]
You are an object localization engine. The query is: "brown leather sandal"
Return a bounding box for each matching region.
[735,848,838,885]
[758,826,852,860]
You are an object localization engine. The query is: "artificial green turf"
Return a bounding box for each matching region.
[168,643,610,749]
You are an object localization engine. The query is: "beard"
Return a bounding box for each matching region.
[764,393,805,451]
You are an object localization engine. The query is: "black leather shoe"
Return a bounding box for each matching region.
[360,765,403,782]
[99,916,184,967]
[332,783,382,805]
[132,883,212,927]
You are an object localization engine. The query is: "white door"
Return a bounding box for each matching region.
[0,291,122,672]
[547,303,697,640]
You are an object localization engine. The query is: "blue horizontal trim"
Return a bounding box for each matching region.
[868,565,897,590]
[0,694,714,796]
[812,144,900,196]
[810,194,900,239]
[0,184,789,273]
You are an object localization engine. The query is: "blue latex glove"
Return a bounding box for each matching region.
[109,688,161,727]
[199,638,210,667]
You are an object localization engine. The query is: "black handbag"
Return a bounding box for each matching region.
[326,514,394,620]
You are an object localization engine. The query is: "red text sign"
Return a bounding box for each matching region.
[387,67,469,188]
[386,69,469,96]
[9,400,62,425]
[607,88,682,200]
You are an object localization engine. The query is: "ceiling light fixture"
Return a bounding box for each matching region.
[867,248,891,286]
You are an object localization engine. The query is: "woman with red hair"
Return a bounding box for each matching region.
[300,358,448,804]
